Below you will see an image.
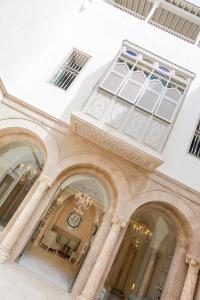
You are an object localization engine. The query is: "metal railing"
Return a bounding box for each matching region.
[51,50,89,91]
[189,131,200,158]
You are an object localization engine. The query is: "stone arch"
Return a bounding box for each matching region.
[47,152,131,210]
[116,190,200,257]
[0,118,60,168]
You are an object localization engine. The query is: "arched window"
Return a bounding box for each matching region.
[0,141,45,229]
[103,208,176,300]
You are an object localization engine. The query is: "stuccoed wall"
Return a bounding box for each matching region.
[1,0,200,189]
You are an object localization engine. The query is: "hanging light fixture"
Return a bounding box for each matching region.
[132,220,151,243]
[74,192,93,211]
[18,163,38,182]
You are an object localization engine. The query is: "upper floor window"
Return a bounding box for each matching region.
[51,49,90,91]
[100,46,190,123]
[189,119,200,158]
[85,41,195,152]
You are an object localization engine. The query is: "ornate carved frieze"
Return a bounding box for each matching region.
[71,112,164,171]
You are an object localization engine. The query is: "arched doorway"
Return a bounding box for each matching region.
[102,207,176,300]
[18,174,109,290]
[0,141,44,230]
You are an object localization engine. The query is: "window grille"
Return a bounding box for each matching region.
[189,120,200,158]
[51,50,89,91]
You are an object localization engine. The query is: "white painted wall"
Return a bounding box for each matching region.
[1,0,200,191]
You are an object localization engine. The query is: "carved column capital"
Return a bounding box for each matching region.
[111,215,128,233]
[39,174,54,188]
[186,255,200,267]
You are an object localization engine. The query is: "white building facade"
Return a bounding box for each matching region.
[0,0,200,299]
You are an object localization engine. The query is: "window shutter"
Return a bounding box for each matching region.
[155,98,177,122]
[118,71,146,103]
[100,63,129,95]
[155,87,181,122]
[165,88,181,102]
[136,89,159,113]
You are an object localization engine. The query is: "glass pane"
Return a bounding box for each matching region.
[0,141,44,229]
[103,208,176,300]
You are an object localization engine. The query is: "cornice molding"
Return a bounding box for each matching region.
[0,78,7,96]
[151,170,200,206]
[0,78,70,136]
[71,112,164,171]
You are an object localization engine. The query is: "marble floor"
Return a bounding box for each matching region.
[0,262,72,300]
[18,245,77,290]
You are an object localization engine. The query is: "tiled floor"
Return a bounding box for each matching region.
[0,262,73,300]
[18,245,77,289]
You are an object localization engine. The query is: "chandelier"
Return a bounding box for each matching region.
[18,163,38,182]
[132,220,151,244]
[66,192,93,231]
[73,192,93,213]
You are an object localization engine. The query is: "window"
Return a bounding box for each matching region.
[51,49,89,91]
[100,48,187,124]
[189,119,200,158]
[86,41,194,152]
[0,141,44,229]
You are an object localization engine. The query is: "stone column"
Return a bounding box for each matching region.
[0,174,53,263]
[78,216,127,300]
[137,248,158,298]
[161,240,188,300]
[180,257,200,300]
[33,195,63,247]
[72,211,113,297]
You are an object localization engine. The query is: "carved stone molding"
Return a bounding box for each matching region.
[39,174,54,188]
[186,255,200,267]
[176,240,188,249]
[71,112,164,171]
[111,215,128,234]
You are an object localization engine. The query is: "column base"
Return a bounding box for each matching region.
[77,294,94,300]
[0,247,10,263]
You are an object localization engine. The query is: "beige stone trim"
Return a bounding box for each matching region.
[180,258,200,300]
[0,174,53,263]
[71,112,164,171]
[78,216,127,300]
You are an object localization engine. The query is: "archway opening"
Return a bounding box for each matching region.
[102,207,176,300]
[18,174,110,290]
[0,141,44,230]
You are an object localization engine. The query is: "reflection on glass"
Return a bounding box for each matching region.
[102,209,176,300]
[0,141,44,230]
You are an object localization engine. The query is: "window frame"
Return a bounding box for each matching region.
[49,48,91,92]
[188,117,200,159]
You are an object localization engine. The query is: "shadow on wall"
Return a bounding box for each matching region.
[58,59,112,123]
